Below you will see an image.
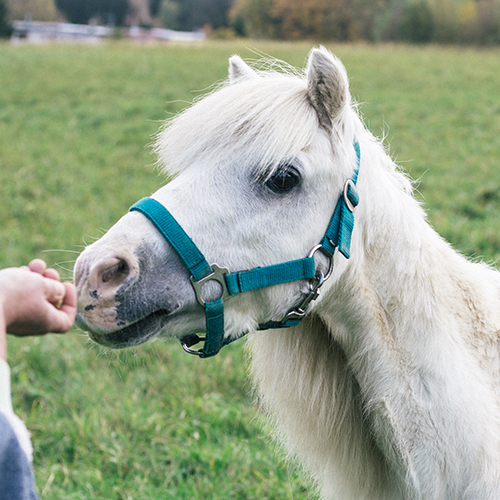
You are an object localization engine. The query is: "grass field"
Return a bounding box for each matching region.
[1,40,500,499]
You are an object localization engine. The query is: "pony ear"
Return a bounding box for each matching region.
[228,55,258,84]
[306,47,350,130]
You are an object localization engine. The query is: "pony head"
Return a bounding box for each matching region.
[74,47,361,350]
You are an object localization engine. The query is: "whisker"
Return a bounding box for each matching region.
[41,249,82,254]
[53,265,75,275]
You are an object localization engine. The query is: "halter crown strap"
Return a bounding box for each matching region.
[129,139,361,358]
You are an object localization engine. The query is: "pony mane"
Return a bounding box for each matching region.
[154,65,324,179]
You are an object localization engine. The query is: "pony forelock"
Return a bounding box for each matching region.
[154,69,323,179]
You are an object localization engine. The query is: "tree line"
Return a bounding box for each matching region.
[231,0,500,44]
[51,0,232,30]
[2,0,500,44]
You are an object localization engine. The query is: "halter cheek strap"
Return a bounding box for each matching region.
[129,140,361,358]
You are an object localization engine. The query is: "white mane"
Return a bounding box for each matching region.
[155,68,342,179]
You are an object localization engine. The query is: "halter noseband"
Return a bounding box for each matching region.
[129,140,360,358]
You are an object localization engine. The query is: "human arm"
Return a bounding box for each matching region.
[0,259,73,498]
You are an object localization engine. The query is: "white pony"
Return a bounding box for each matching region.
[74,47,500,499]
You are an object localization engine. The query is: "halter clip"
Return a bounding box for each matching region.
[280,272,325,323]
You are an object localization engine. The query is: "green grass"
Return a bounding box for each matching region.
[1,40,500,499]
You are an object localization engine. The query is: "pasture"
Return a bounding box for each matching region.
[1,40,500,499]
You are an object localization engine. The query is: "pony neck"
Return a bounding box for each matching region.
[314,134,500,497]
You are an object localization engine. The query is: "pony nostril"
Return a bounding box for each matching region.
[101,258,130,285]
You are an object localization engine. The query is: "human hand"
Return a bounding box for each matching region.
[0,259,76,340]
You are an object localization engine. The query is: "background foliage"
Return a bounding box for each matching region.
[54,0,130,25]
[231,0,500,43]
[1,40,500,498]
[5,0,500,44]
[0,0,13,37]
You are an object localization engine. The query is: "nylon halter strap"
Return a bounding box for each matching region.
[129,139,361,358]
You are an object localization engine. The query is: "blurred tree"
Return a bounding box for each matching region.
[55,0,130,25]
[232,10,246,35]
[271,0,384,40]
[373,0,436,42]
[0,0,13,37]
[373,0,403,40]
[100,0,130,24]
[272,0,322,39]
[474,0,500,44]
[204,0,232,29]
[149,0,162,16]
[129,0,151,25]
[230,0,279,38]
[160,0,180,29]
[8,0,59,21]
[399,0,434,42]
[55,0,95,23]
[174,0,232,30]
[232,0,385,40]
[230,0,500,44]
[427,0,459,42]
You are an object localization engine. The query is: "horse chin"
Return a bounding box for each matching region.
[80,310,171,349]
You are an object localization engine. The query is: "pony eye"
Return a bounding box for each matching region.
[266,167,301,193]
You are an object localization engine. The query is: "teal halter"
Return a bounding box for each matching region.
[129,140,360,358]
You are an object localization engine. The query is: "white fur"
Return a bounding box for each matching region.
[75,47,500,499]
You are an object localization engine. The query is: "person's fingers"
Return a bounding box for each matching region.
[61,282,76,310]
[29,260,61,282]
[48,283,77,333]
[45,308,74,334]
[28,259,47,275]
[43,268,60,281]
[44,277,67,307]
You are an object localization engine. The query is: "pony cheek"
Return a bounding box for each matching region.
[225,285,304,338]
[223,299,263,339]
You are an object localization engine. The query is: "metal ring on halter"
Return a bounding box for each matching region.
[190,264,231,307]
[180,333,206,356]
[343,179,356,213]
[307,244,334,281]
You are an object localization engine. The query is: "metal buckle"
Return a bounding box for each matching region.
[343,179,356,213]
[190,264,231,307]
